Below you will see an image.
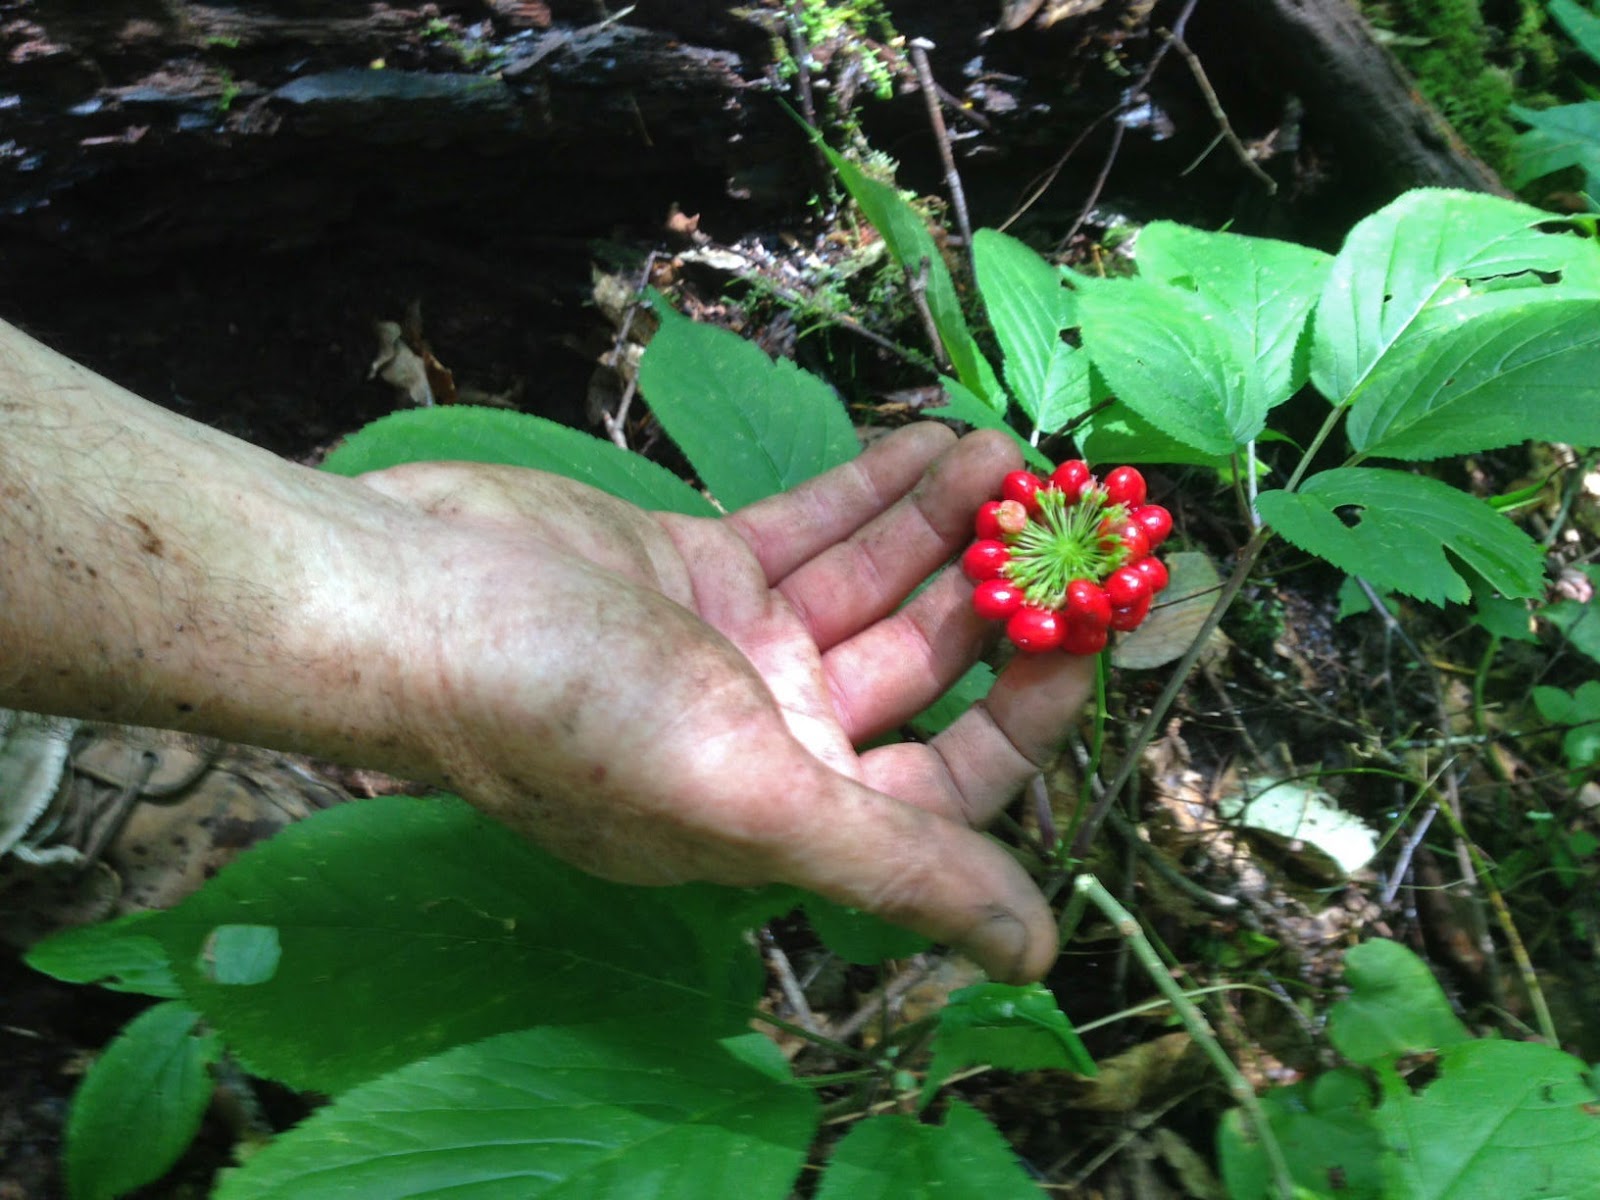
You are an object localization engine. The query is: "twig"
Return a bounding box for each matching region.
[904,257,950,370]
[909,39,974,274]
[1075,875,1295,1200]
[600,250,657,450]
[760,927,821,1037]
[1044,0,1201,250]
[825,960,934,1044]
[1068,523,1274,861]
[1160,28,1277,194]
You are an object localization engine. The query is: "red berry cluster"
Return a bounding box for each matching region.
[961,462,1172,655]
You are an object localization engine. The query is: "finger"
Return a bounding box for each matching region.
[820,565,991,744]
[771,770,1058,982]
[926,650,1096,827]
[726,423,955,584]
[775,429,1022,651]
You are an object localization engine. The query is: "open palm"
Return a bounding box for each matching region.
[360,424,1092,981]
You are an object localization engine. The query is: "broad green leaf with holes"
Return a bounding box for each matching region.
[815,139,1004,410]
[1311,189,1600,405]
[321,406,715,516]
[66,1001,220,1200]
[1133,221,1330,411]
[1255,468,1544,605]
[638,298,859,509]
[816,1101,1040,1200]
[921,982,1095,1107]
[1346,294,1600,458]
[215,1025,818,1200]
[1326,940,1470,1065]
[138,796,761,1093]
[26,911,180,998]
[1373,1039,1600,1200]
[973,228,1092,433]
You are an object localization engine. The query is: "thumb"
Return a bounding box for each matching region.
[772,774,1058,982]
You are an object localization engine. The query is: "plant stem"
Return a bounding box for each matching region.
[1075,874,1295,1200]
[1069,523,1273,860]
[1282,402,1347,493]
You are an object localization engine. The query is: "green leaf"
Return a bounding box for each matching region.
[1346,294,1600,458]
[1326,940,1470,1065]
[803,895,931,964]
[815,1100,1041,1200]
[814,139,1004,409]
[972,229,1093,433]
[1077,275,1255,455]
[1076,398,1232,467]
[320,406,715,516]
[66,1001,220,1200]
[215,1025,818,1200]
[1373,1039,1600,1199]
[139,796,758,1093]
[198,924,281,986]
[911,660,994,737]
[921,982,1095,1106]
[1510,100,1600,189]
[638,298,859,509]
[1544,566,1600,664]
[1255,468,1544,605]
[1551,0,1600,67]
[1133,221,1331,410]
[1533,681,1600,769]
[1218,1069,1386,1200]
[926,379,1053,471]
[1310,189,1600,405]
[25,911,180,998]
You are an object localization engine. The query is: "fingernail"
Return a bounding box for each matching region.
[975,905,1030,983]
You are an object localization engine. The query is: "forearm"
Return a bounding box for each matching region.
[0,318,427,769]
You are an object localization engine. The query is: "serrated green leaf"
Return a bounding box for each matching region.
[1373,1039,1600,1200]
[815,1101,1040,1200]
[803,895,931,965]
[921,982,1094,1107]
[139,796,759,1093]
[1218,1069,1386,1200]
[320,406,715,516]
[1510,100,1600,188]
[1255,468,1544,605]
[1076,398,1232,467]
[1326,940,1470,1065]
[25,911,180,998]
[1346,294,1600,459]
[638,299,859,509]
[1311,189,1600,405]
[815,141,1003,410]
[1078,275,1255,455]
[215,1025,818,1200]
[1134,221,1331,410]
[972,229,1093,433]
[66,1001,220,1200]
[1551,0,1600,66]
[926,379,1052,471]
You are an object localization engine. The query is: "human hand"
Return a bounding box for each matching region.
[359,424,1094,982]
